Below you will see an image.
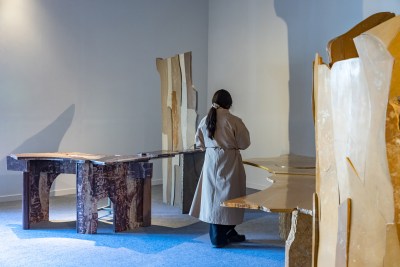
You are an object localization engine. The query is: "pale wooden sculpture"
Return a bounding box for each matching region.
[156,52,198,206]
[223,154,315,267]
[314,15,400,267]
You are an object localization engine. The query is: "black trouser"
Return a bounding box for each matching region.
[209,224,236,246]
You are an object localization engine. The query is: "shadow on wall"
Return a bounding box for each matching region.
[1,104,75,174]
[274,0,363,156]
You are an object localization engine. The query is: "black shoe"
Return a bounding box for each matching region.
[228,234,246,243]
[213,241,228,248]
[226,229,246,243]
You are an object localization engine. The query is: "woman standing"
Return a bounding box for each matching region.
[189,89,251,248]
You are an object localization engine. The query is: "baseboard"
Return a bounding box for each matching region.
[0,188,76,203]
[0,194,22,203]
[0,180,166,203]
[51,188,76,197]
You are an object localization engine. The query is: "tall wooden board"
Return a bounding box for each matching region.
[156,52,198,206]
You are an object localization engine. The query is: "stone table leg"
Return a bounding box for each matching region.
[76,162,98,234]
[22,168,59,229]
[285,210,312,267]
[112,161,153,232]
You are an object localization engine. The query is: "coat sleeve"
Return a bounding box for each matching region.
[195,125,205,150]
[236,119,251,150]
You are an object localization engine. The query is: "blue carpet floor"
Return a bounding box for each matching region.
[0,186,285,267]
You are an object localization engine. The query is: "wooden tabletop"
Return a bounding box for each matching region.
[223,154,316,214]
[8,149,205,165]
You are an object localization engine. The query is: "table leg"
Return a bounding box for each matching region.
[76,162,98,234]
[22,170,59,229]
[112,162,152,232]
[285,210,312,267]
[22,172,31,229]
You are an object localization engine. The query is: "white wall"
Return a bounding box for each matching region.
[0,0,209,201]
[208,0,400,189]
[1,0,399,200]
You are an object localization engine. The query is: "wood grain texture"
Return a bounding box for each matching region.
[156,52,198,207]
[381,17,400,247]
[314,15,400,266]
[231,155,315,214]
[223,173,315,213]
[335,199,351,267]
[314,58,340,266]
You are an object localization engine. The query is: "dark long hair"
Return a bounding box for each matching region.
[206,89,232,139]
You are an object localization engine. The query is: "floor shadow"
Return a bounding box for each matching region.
[7,209,280,254]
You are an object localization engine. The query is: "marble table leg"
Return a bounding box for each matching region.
[285,210,312,267]
[22,169,59,229]
[76,162,98,234]
[112,162,153,232]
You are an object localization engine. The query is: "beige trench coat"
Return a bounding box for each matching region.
[189,108,250,225]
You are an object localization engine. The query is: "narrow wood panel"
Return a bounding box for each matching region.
[157,57,173,204]
[315,61,340,267]
[312,193,319,267]
[156,52,197,208]
[382,18,400,245]
[335,198,351,267]
[179,53,189,149]
[184,52,196,110]
[171,56,182,150]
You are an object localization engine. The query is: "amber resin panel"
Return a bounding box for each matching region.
[314,15,400,267]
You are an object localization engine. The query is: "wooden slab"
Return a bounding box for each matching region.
[377,16,400,246]
[156,52,197,206]
[314,57,340,266]
[223,173,315,214]
[9,152,106,161]
[244,154,316,176]
[314,15,400,266]
[224,155,315,213]
[335,198,351,267]
[312,193,319,267]
[327,12,395,65]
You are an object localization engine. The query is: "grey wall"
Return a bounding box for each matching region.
[0,0,209,200]
[1,0,399,200]
[208,0,400,188]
